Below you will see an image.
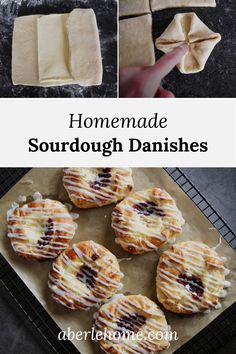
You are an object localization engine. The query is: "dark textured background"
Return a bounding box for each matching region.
[0,168,236,354]
[0,0,117,98]
[153,0,236,98]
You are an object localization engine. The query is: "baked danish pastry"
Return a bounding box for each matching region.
[49,240,123,310]
[156,241,230,314]
[95,294,171,353]
[63,168,134,209]
[112,188,184,254]
[7,196,76,261]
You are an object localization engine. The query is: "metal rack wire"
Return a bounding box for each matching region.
[165,168,236,250]
[0,168,235,354]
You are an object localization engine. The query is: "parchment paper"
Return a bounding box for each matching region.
[0,168,235,354]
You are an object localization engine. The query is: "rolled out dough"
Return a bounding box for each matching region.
[151,0,216,11]
[119,14,155,67]
[119,0,150,17]
[12,9,103,87]
[155,13,221,74]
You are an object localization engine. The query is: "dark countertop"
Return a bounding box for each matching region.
[0,168,235,354]
[153,0,236,97]
[0,0,117,98]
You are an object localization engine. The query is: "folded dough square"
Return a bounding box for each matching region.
[155,13,221,74]
[151,0,216,11]
[119,14,155,67]
[119,0,150,17]
[12,9,103,87]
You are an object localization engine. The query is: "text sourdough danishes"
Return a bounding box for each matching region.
[28,137,208,156]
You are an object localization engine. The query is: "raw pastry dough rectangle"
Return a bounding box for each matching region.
[119,14,155,67]
[37,14,71,84]
[151,0,216,11]
[12,9,102,87]
[119,0,150,17]
[67,9,103,86]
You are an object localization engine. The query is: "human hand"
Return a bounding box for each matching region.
[119,44,189,98]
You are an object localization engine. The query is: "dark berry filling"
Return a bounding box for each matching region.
[77,265,98,289]
[91,253,99,261]
[37,218,54,249]
[90,168,112,190]
[177,274,204,300]
[133,202,165,217]
[117,313,146,333]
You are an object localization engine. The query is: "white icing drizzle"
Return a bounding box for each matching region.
[214,302,222,309]
[224,280,231,288]
[157,242,229,313]
[70,213,79,221]
[112,188,184,253]
[7,197,76,260]
[49,241,123,310]
[63,168,133,206]
[96,296,170,353]
[213,236,222,250]
[18,195,27,203]
[118,257,132,263]
[33,191,43,200]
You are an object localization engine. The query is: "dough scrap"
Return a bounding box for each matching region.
[151,0,216,12]
[12,9,102,87]
[37,14,71,84]
[119,14,155,67]
[67,9,103,86]
[155,13,221,74]
[119,0,150,17]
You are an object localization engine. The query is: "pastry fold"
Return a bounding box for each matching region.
[151,0,216,12]
[155,13,221,74]
[37,14,71,84]
[67,9,103,87]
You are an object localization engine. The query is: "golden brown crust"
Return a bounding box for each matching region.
[49,241,122,310]
[95,294,170,353]
[156,241,226,314]
[63,168,134,209]
[112,188,184,255]
[7,199,76,261]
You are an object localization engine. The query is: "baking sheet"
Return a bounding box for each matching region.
[0,168,235,354]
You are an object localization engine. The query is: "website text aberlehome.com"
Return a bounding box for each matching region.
[58,327,178,342]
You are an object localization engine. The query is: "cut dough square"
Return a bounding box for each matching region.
[37,14,71,84]
[67,9,103,86]
[151,0,216,11]
[12,9,103,87]
[119,14,155,67]
[155,13,221,74]
[119,0,150,17]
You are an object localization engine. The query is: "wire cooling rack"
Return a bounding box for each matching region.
[0,168,236,354]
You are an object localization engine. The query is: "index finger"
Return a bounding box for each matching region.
[151,44,189,80]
